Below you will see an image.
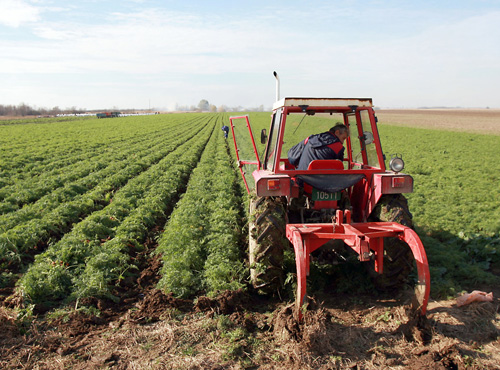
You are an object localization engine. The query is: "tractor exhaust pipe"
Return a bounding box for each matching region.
[273,71,280,102]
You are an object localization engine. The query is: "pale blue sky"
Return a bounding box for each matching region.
[1,0,499,110]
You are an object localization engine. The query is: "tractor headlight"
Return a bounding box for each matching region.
[389,155,405,172]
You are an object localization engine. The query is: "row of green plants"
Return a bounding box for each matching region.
[0,115,92,127]
[0,118,207,274]
[18,116,218,306]
[157,114,246,298]
[0,115,203,193]
[0,117,128,179]
[0,116,203,220]
[0,126,168,210]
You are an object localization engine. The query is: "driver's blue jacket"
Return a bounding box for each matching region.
[296,131,344,170]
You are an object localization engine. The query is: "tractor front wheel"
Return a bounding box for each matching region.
[368,194,415,290]
[248,196,288,294]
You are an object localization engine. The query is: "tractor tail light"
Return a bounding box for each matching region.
[392,177,406,188]
[254,173,290,196]
[267,179,280,190]
[376,174,413,194]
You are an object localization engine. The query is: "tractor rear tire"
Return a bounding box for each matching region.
[249,196,288,294]
[368,194,415,290]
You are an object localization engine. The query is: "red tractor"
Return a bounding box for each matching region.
[229,75,430,318]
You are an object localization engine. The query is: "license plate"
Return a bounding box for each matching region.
[312,188,341,201]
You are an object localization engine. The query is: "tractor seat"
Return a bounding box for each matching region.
[307,159,344,170]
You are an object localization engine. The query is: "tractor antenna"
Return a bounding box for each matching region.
[292,113,307,135]
[273,71,280,102]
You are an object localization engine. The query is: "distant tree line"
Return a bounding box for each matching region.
[175,100,267,113]
[0,103,86,117]
[1,100,270,117]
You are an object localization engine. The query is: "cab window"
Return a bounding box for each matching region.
[359,109,380,168]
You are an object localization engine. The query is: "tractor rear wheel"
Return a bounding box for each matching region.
[248,196,288,294]
[368,194,415,290]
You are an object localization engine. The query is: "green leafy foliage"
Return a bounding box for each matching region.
[0,115,207,272]
[377,124,500,296]
[15,115,215,305]
[157,115,246,298]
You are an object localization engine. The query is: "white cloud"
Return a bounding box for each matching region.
[1,2,499,109]
[3,8,285,76]
[0,0,40,27]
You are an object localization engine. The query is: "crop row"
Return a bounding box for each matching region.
[0,116,204,214]
[0,115,204,190]
[0,122,198,235]
[157,115,246,298]
[0,126,160,201]
[0,122,207,268]
[0,119,209,272]
[0,117,129,178]
[18,116,219,305]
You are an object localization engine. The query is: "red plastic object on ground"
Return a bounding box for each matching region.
[456,291,494,307]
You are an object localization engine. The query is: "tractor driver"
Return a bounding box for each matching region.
[294,124,349,170]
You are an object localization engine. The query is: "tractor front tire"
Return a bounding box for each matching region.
[249,196,288,294]
[368,194,415,290]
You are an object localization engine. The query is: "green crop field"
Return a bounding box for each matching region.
[1,111,499,369]
[379,124,500,296]
[1,112,499,308]
[0,113,250,308]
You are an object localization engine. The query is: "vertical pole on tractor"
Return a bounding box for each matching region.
[273,71,280,102]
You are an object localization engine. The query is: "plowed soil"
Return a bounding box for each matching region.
[376,109,500,135]
[1,253,499,369]
[1,110,499,369]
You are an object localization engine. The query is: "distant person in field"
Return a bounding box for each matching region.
[222,125,229,139]
[290,124,349,170]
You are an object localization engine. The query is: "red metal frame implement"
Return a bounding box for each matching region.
[229,115,261,193]
[286,210,430,319]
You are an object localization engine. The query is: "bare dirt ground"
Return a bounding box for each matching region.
[1,289,499,369]
[376,109,500,135]
[1,253,499,369]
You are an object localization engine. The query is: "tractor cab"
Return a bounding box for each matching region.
[230,97,412,222]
